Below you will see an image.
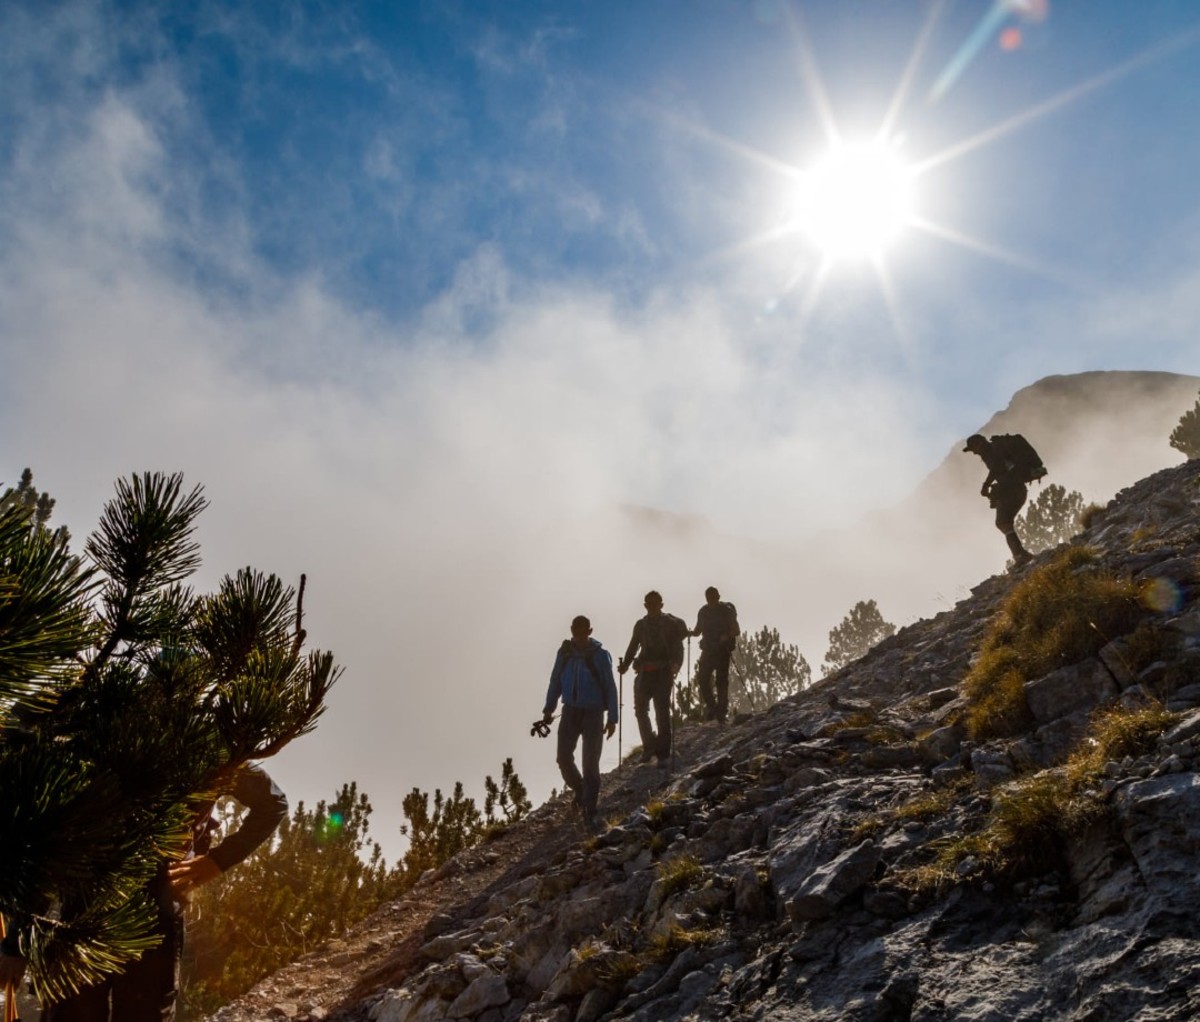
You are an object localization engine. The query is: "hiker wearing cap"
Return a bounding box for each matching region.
[963,433,1035,566]
[691,586,741,724]
[32,762,287,1022]
[619,591,689,767]
[542,615,618,828]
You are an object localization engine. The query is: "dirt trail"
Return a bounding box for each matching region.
[211,722,729,1021]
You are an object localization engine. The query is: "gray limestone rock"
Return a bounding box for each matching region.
[1024,659,1119,725]
[785,839,881,923]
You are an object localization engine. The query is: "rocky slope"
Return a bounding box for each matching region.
[210,457,1200,1022]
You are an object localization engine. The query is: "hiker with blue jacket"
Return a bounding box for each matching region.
[542,615,619,828]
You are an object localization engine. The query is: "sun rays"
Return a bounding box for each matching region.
[675,2,1200,338]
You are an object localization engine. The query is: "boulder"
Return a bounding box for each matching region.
[1024,659,1119,724]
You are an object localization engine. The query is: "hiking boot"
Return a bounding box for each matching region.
[656,754,670,769]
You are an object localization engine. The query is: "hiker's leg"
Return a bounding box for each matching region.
[651,674,672,756]
[1005,529,1030,562]
[633,672,657,753]
[555,707,584,801]
[714,650,732,723]
[695,649,717,720]
[110,910,181,1022]
[41,983,111,1022]
[578,709,605,817]
[995,487,1030,561]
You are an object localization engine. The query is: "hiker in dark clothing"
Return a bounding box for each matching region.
[619,591,689,767]
[964,433,1032,565]
[691,586,741,724]
[29,763,287,1022]
[542,615,618,828]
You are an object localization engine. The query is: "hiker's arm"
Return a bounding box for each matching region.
[208,764,288,872]
[543,651,565,718]
[172,766,287,898]
[620,624,640,673]
[980,470,996,496]
[599,651,619,727]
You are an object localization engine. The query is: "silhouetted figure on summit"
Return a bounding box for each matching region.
[619,591,689,767]
[541,615,618,830]
[964,432,1045,567]
[691,586,740,724]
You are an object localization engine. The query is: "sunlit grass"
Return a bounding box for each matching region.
[896,702,1179,892]
[963,548,1145,739]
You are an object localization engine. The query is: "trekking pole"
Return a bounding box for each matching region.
[617,658,624,772]
[672,648,682,777]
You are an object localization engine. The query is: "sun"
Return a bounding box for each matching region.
[791,140,916,261]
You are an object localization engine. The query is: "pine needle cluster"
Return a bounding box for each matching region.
[1,471,340,1005]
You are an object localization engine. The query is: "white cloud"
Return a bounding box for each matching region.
[5,4,1199,861]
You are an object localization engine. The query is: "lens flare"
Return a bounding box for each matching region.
[316,811,346,843]
[1141,577,1182,614]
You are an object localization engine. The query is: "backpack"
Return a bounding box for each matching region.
[558,640,603,686]
[990,433,1047,485]
[638,613,686,667]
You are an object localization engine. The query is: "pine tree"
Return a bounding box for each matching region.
[1169,390,1200,459]
[729,626,811,713]
[1017,483,1086,553]
[0,468,61,535]
[822,599,896,677]
[0,471,339,1005]
[399,761,533,882]
[483,757,532,828]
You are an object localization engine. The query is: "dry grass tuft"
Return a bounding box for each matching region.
[963,548,1145,740]
[897,702,1178,892]
[655,854,704,899]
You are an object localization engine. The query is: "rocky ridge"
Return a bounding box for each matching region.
[211,457,1200,1022]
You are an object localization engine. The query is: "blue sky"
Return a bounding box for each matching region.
[3,0,1200,854]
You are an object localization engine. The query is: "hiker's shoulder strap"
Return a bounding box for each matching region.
[557,640,604,684]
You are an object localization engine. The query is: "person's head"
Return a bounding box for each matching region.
[963,434,988,454]
[643,591,663,616]
[704,586,720,604]
[570,614,592,648]
[963,434,989,456]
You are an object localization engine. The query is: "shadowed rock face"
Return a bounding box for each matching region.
[208,455,1200,1022]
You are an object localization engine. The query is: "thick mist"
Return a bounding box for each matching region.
[3,30,1200,861]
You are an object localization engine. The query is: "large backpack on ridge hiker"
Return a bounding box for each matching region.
[990,433,1047,485]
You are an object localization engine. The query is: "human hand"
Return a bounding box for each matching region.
[0,951,27,987]
[605,722,616,740]
[542,709,554,725]
[168,854,222,901]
